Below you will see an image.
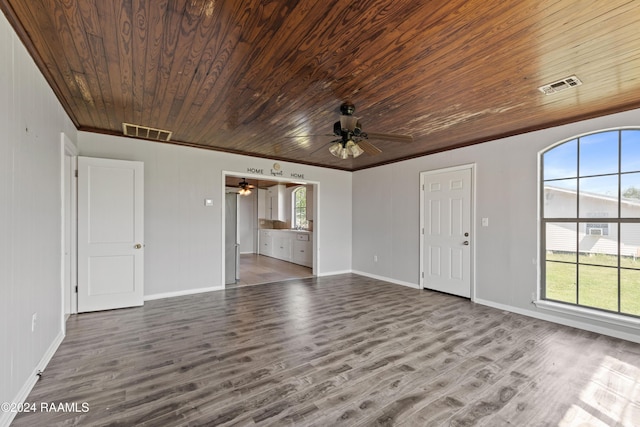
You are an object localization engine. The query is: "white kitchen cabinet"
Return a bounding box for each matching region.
[257,188,268,218]
[293,238,312,267]
[259,230,273,256]
[258,230,312,267]
[273,234,292,260]
[267,184,286,221]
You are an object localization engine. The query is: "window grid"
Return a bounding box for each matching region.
[292,187,307,230]
[541,129,640,318]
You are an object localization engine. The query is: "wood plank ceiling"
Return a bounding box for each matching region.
[2,0,640,171]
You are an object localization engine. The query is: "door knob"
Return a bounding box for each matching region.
[134,243,142,249]
[464,232,469,237]
[463,241,469,246]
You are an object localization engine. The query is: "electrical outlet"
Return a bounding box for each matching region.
[374,255,378,263]
[31,313,37,332]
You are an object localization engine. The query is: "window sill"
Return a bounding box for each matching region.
[533,300,640,330]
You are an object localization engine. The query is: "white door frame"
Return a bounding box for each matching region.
[220,171,320,286]
[419,163,476,300]
[60,133,78,328]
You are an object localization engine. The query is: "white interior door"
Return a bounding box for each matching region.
[421,166,472,298]
[78,157,144,312]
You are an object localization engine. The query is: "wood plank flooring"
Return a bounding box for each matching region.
[230,254,313,288]
[13,274,640,426]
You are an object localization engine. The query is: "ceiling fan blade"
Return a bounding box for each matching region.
[365,132,413,143]
[358,140,382,156]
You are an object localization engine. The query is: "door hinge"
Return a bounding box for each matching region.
[422,228,424,235]
[75,170,78,177]
[421,272,424,278]
[75,286,78,293]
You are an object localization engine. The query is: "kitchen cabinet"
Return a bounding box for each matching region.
[273,235,292,260]
[259,230,273,256]
[267,184,286,221]
[259,230,312,267]
[257,188,268,218]
[293,235,312,267]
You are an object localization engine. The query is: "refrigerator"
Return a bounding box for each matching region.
[225,192,239,285]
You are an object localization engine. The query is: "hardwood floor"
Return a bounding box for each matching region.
[230,254,313,288]
[13,274,640,426]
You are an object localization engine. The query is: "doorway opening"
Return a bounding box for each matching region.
[223,174,317,287]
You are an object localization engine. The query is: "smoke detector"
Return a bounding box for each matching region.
[538,75,582,95]
[122,123,172,142]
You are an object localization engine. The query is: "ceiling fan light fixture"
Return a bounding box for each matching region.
[329,140,363,159]
[238,178,253,196]
[329,142,342,157]
[347,140,364,158]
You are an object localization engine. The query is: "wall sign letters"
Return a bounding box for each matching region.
[245,166,305,180]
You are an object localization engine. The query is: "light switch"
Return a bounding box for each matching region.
[482,217,489,227]
[204,199,214,207]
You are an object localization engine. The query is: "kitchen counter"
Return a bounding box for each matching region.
[260,228,311,233]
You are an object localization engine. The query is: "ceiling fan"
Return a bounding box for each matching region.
[238,178,254,196]
[325,103,414,159]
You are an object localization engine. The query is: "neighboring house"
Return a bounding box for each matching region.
[544,185,640,258]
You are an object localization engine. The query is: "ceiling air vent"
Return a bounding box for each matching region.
[538,75,583,95]
[122,123,172,142]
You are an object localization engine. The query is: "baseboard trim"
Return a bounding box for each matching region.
[0,329,65,427]
[473,298,640,344]
[351,270,420,290]
[317,270,352,277]
[144,286,224,301]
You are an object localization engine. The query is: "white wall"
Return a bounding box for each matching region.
[353,108,640,343]
[0,12,77,425]
[78,133,353,298]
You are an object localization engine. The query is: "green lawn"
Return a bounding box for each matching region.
[545,252,640,316]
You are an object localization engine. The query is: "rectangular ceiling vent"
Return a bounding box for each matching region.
[122,123,172,142]
[538,75,582,95]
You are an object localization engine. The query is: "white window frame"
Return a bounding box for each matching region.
[292,186,307,230]
[538,128,640,326]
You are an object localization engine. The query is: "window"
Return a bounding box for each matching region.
[292,186,308,229]
[541,129,640,317]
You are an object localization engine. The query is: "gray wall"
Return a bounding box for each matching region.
[353,107,640,343]
[78,132,353,298]
[0,12,78,422]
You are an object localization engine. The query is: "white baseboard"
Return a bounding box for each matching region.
[0,329,65,427]
[144,285,224,301]
[473,298,640,344]
[351,270,420,289]
[317,270,352,277]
